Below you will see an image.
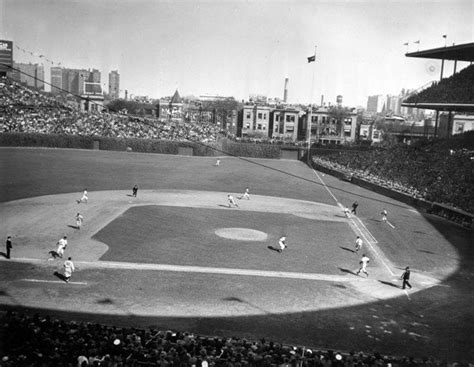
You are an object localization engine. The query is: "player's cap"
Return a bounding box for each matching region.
[406,266,410,270]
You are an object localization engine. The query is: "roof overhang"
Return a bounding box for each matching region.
[405,42,474,62]
[401,102,474,113]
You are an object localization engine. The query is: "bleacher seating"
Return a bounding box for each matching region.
[405,64,474,104]
[0,77,221,143]
[310,135,474,218]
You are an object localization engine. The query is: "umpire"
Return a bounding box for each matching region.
[401,266,412,289]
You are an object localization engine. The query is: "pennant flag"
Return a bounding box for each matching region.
[307,54,316,63]
[403,42,409,46]
[414,40,420,44]
[442,34,447,38]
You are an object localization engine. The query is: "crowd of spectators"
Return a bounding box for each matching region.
[405,64,474,104]
[311,138,473,224]
[1,311,448,367]
[0,77,221,143]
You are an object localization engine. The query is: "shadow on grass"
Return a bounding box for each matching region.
[340,246,355,254]
[53,271,67,282]
[338,267,358,276]
[267,246,282,253]
[418,249,435,255]
[378,280,401,289]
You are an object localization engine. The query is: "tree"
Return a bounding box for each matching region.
[328,105,352,138]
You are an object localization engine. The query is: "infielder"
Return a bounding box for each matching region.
[227,194,238,208]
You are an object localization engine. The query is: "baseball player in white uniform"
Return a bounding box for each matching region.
[227,194,239,208]
[355,236,363,252]
[356,254,370,277]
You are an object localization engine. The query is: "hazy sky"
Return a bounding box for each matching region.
[1,0,473,106]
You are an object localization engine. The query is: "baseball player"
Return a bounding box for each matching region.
[63,257,75,283]
[239,187,250,200]
[227,194,239,208]
[78,189,88,204]
[76,213,84,230]
[355,236,363,253]
[56,236,68,258]
[356,253,370,277]
[277,236,287,253]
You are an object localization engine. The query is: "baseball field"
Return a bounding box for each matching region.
[0,147,472,362]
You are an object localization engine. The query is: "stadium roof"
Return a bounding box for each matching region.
[401,102,474,113]
[405,42,474,62]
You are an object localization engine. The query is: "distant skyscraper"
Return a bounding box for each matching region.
[366,95,385,114]
[109,70,120,99]
[12,62,44,90]
[386,95,401,115]
[50,67,70,94]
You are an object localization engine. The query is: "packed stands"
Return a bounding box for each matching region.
[311,134,474,220]
[1,311,445,367]
[404,64,474,104]
[0,77,221,143]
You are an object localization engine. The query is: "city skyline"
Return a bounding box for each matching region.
[1,0,472,106]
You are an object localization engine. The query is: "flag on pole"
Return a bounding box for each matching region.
[442,34,447,38]
[403,42,409,46]
[414,40,420,44]
[307,54,316,63]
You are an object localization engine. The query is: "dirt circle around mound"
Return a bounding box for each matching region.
[215,228,268,241]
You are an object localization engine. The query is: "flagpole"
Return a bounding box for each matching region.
[307,45,317,164]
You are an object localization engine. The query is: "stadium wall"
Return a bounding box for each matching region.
[0,133,287,159]
[0,133,218,156]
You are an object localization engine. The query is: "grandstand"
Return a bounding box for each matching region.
[402,42,474,137]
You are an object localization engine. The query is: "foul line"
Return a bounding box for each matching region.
[311,168,395,276]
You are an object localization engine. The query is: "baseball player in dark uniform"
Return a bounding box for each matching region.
[401,266,412,289]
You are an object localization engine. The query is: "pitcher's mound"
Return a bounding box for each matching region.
[215,228,268,241]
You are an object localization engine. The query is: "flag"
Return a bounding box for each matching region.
[414,40,420,44]
[442,34,447,38]
[403,42,409,46]
[307,54,316,63]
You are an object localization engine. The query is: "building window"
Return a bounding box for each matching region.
[276,115,280,121]
[286,115,295,122]
[263,113,266,120]
[246,113,251,119]
[257,123,262,130]
[245,123,250,129]
[258,113,263,119]
[344,131,351,137]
